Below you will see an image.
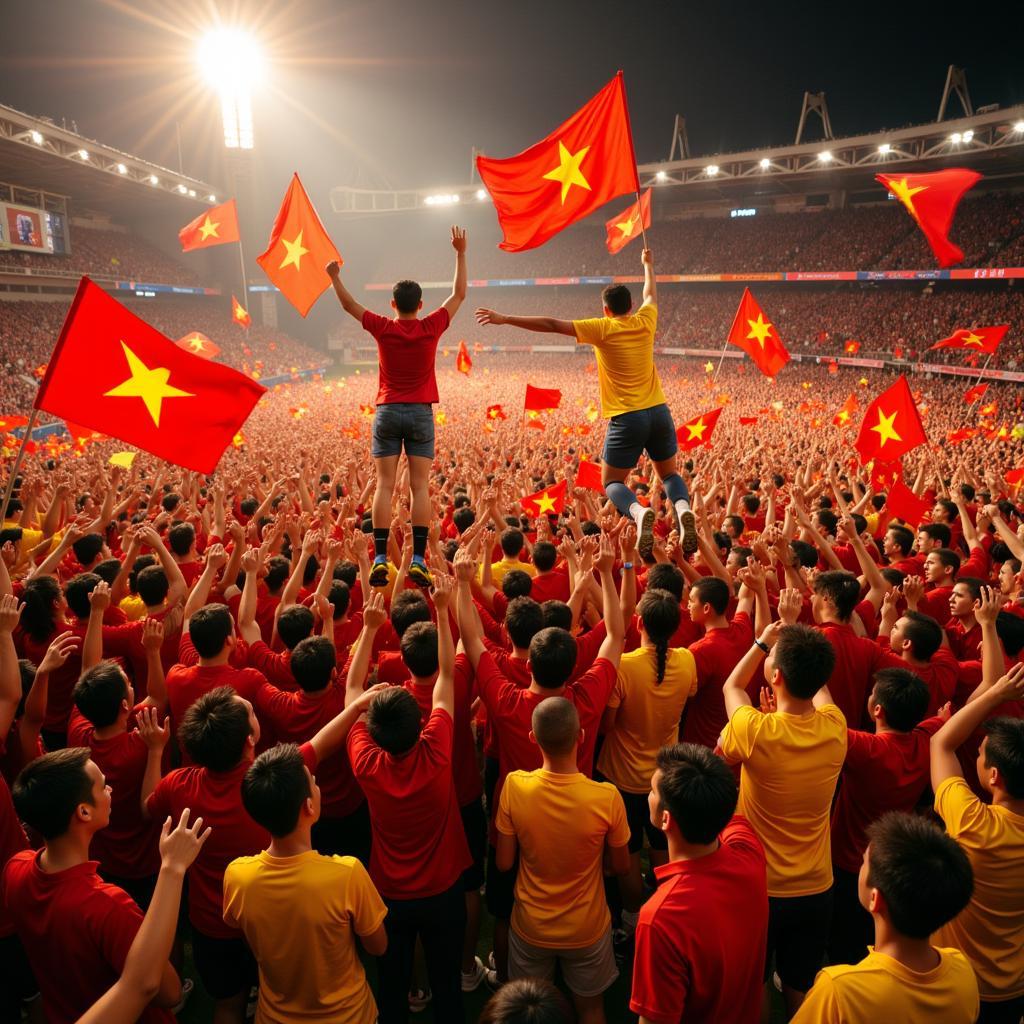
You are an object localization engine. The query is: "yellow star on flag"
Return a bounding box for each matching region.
[615,215,636,238]
[187,336,207,353]
[962,332,984,346]
[746,313,774,349]
[836,411,850,424]
[870,408,902,448]
[686,418,708,442]
[534,490,557,515]
[279,230,310,271]
[888,178,928,222]
[234,303,247,320]
[542,141,592,204]
[104,341,194,427]
[198,216,220,241]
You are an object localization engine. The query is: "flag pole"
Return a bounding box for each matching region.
[972,351,994,389]
[237,239,250,322]
[0,407,40,524]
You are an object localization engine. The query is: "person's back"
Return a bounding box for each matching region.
[364,306,449,406]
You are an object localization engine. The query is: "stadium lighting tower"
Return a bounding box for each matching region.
[197,28,264,150]
[1016,121,1024,133]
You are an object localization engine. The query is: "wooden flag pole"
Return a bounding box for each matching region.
[0,407,40,524]
[635,191,650,252]
[972,352,994,389]
[237,238,250,322]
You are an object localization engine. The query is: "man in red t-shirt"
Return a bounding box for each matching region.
[327,227,467,590]
[631,743,768,1024]
[4,748,181,1024]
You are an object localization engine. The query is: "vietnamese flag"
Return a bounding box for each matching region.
[739,416,758,426]
[456,340,472,375]
[0,415,28,431]
[605,188,651,255]
[726,289,790,378]
[521,479,567,517]
[525,384,562,412]
[676,407,723,452]
[870,461,901,492]
[257,174,342,317]
[930,325,1008,354]
[231,295,251,329]
[876,169,981,268]
[1006,468,1024,488]
[477,72,639,252]
[963,382,988,404]
[979,401,999,418]
[35,278,265,474]
[854,375,927,466]
[575,459,603,493]
[833,393,858,428]
[886,478,931,526]
[486,404,507,421]
[177,332,221,361]
[844,340,861,354]
[178,199,240,252]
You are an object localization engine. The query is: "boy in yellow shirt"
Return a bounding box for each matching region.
[793,812,978,1024]
[496,697,630,1024]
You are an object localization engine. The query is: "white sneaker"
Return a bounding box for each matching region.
[633,505,655,560]
[408,988,432,1013]
[461,955,488,992]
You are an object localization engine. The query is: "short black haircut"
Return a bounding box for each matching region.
[333,561,358,588]
[136,564,169,606]
[167,522,195,556]
[886,524,914,556]
[815,508,838,537]
[655,743,738,845]
[899,611,943,662]
[505,596,544,650]
[0,526,22,547]
[790,539,819,569]
[21,575,61,642]
[740,494,760,515]
[264,556,291,593]
[365,686,422,755]
[502,570,533,600]
[983,718,1024,798]
[647,563,685,602]
[952,576,985,603]
[500,528,525,558]
[13,747,94,840]
[392,279,422,314]
[532,541,557,573]
[73,662,130,728]
[93,558,121,586]
[327,580,351,619]
[178,686,251,771]
[540,599,572,631]
[391,590,431,638]
[918,522,951,547]
[871,667,929,732]
[64,573,102,620]
[773,624,836,700]
[866,812,973,938]
[129,554,157,594]
[277,605,314,650]
[188,603,234,659]
[453,507,475,534]
[601,283,632,316]
[72,532,105,567]
[161,493,181,513]
[813,570,861,621]
[724,514,745,537]
[242,743,312,837]
[528,627,577,689]
[400,621,439,678]
[692,576,729,615]
[290,635,336,692]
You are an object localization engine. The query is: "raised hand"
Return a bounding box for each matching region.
[159,808,212,875]
[431,571,455,611]
[38,630,80,674]
[0,593,23,633]
[475,308,507,327]
[89,580,112,612]
[136,706,170,751]
[142,617,164,652]
[777,587,803,626]
[362,590,388,631]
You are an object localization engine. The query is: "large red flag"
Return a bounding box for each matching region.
[477,72,639,252]
[575,459,603,492]
[456,340,472,375]
[876,169,981,268]
[929,325,1008,354]
[521,479,567,517]
[605,188,651,255]
[257,174,342,317]
[963,383,989,404]
[886,479,931,526]
[178,199,240,252]
[524,384,562,412]
[726,289,790,378]
[675,407,723,451]
[854,375,928,466]
[35,279,265,474]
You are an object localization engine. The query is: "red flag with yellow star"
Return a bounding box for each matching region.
[605,188,651,255]
[726,289,790,378]
[231,295,251,329]
[963,382,988,404]
[520,479,567,517]
[256,174,342,317]
[854,375,927,466]
[575,459,603,492]
[35,278,265,473]
[832,393,858,428]
[930,325,1008,354]
[675,407,723,452]
[876,169,981,268]
[178,199,240,252]
[177,332,221,361]
[456,340,472,375]
[476,72,639,252]
[486,404,507,421]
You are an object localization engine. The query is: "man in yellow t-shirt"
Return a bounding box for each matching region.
[495,697,630,1024]
[224,740,388,1024]
[719,593,847,1019]
[475,247,699,561]
[930,656,1024,1020]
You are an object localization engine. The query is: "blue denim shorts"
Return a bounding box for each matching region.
[602,402,678,469]
[372,402,435,459]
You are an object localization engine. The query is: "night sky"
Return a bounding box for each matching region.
[2,0,1023,208]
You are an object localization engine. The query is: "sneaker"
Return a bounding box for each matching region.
[171,978,194,1016]
[407,560,433,588]
[487,950,496,971]
[369,560,390,588]
[679,508,698,555]
[461,956,488,992]
[483,968,501,991]
[408,988,432,1013]
[634,506,655,560]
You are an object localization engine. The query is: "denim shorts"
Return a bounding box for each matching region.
[371,402,435,459]
[602,402,678,469]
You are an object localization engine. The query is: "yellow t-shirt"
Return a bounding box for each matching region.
[573,304,666,419]
[597,646,697,793]
[719,704,847,897]
[223,850,386,1024]
[119,595,147,621]
[793,948,978,1024]
[934,776,1024,1000]
[489,557,537,589]
[496,769,630,949]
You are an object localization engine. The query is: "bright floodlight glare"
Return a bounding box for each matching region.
[149,175,159,185]
[706,164,719,176]
[208,194,217,202]
[1015,121,1024,133]
[198,28,263,149]
[819,150,833,162]
[655,170,667,181]
[177,184,188,194]
[759,158,770,169]
[475,188,486,200]
[963,129,974,142]
[950,132,962,144]
[78,149,89,160]
[878,143,890,154]
[30,130,43,145]
[116,163,127,174]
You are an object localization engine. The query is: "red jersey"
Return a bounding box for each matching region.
[529,568,571,604]
[2,851,174,1024]
[347,708,470,900]
[245,639,296,690]
[877,641,961,716]
[919,584,954,626]
[946,619,982,661]
[0,771,28,938]
[816,622,888,729]
[165,658,267,740]
[362,307,449,405]
[631,816,768,1024]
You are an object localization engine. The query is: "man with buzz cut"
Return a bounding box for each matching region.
[326,226,467,591]
[475,246,698,561]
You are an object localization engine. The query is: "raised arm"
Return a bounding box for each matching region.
[344,591,387,706]
[431,572,456,715]
[0,595,24,739]
[641,247,656,307]
[454,544,487,668]
[594,533,624,666]
[325,261,367,322]
[309,683,388,761]
[139,526,188,609]
[475,309,575,336]
[141,618,168,711]
[182,545,227,629]
[440,226,467,319]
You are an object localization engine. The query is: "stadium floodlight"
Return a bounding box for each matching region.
[149,175,159,185]
[1015,121,1024,133]
[963,129,974,143]
[878,143,891,154]
[819,150,833,163]
[188,189,196,197]
[475,188,487,201]
[197,28,264,150]
[177,184,188,194]
[30,130,43,145]
[208,194,217,202]
[78,149,89,160]
[116,163,128,174]
[655,170,668,182]
[759,158,771,170]
[950,132,962,144]
[706,164,719,176]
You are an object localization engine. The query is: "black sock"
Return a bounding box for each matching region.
[412,525,428,559]
[373,528,389,560]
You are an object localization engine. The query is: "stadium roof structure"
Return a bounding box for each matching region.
[0,102,221,217]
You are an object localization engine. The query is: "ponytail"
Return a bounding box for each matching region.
[637,588,681,687]
[654,636,669,686]
[22,576,61,643]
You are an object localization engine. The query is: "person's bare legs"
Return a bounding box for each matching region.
[406,454,433,586]
[603,463,656,559]
[370,455,400,585]
[572,990,607,1024]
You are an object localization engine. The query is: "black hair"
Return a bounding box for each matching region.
[333,561,358,588]
[21,575,62,642]
[264,556,291,593]
[647,563,685,602]
[505,596,544,650]
[400,621,439,678]
[532,541,557,573]
[982,718,1024,798]
[327,580,351,620]
[64,573,102,620]
[952,576,985,603]
[918,522,952,547]
[392,279,423,314]
[71,532,105,567]
[136,565,170,606]
[365,686,422,755]
[188,603,234,659]
[871,667,929,732]
[391,590,431,638]
[12,747,95,840]
[928,548,960,578]
[502,570,533,600]
[601,284,632,316]
[290,635,336,692]
[500,528,525,558]
[540,600,572,631]
[453,507,476,534]
[790,539,818,569]
[167,522,195,556]
[93,559,121,586]
[886,524,914,555]
[242,743,312,837]
[773,624,836,700]
[899,611,943,662]
[691,576,730,615]
[740,494,760,515]
[528,627,578,689]
[655,743,738,845]
[813,570,861,621]
[638,589,680,685]
[815,509,838,537]
[277,605,314,650]
[128,554,157,596]
[0,527,22,547]
[724,514,745,537]
[178,686,251,771]
[161,493,181,513]
[240,497,258,517]
[934,498,958,522]
[73,662,130,729]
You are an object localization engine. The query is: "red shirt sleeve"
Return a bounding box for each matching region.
[475,650,511,712]
[423,307,450,337]
[299,741,317,772]
[361,310,390,339]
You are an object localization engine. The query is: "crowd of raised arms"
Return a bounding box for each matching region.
[0,226,1023,1024]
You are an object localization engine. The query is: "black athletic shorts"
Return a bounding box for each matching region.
[191,926,257,1001]
[460,797,487,891]
[764,887,834,993]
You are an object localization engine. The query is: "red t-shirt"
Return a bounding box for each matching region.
[529,568,571,605]
[479,646,532,758]
[630,816,768,1024]
[376,649,409,685]
[816,622,888,729]
[146,760,268,938]
[830,718,944,874]
[253,680,364,818]
[165,659,267,742]
[0,771,28,938]
[347,708,470,900]
[245,639,296,690]
[919,584,954,626]
[362,307,450,405]
[946,619,982,662]
[18,623,84,732]
[2,851,174,1024]
[876,641,961,716]
[683,612,755,748]
[67,708,161,879]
